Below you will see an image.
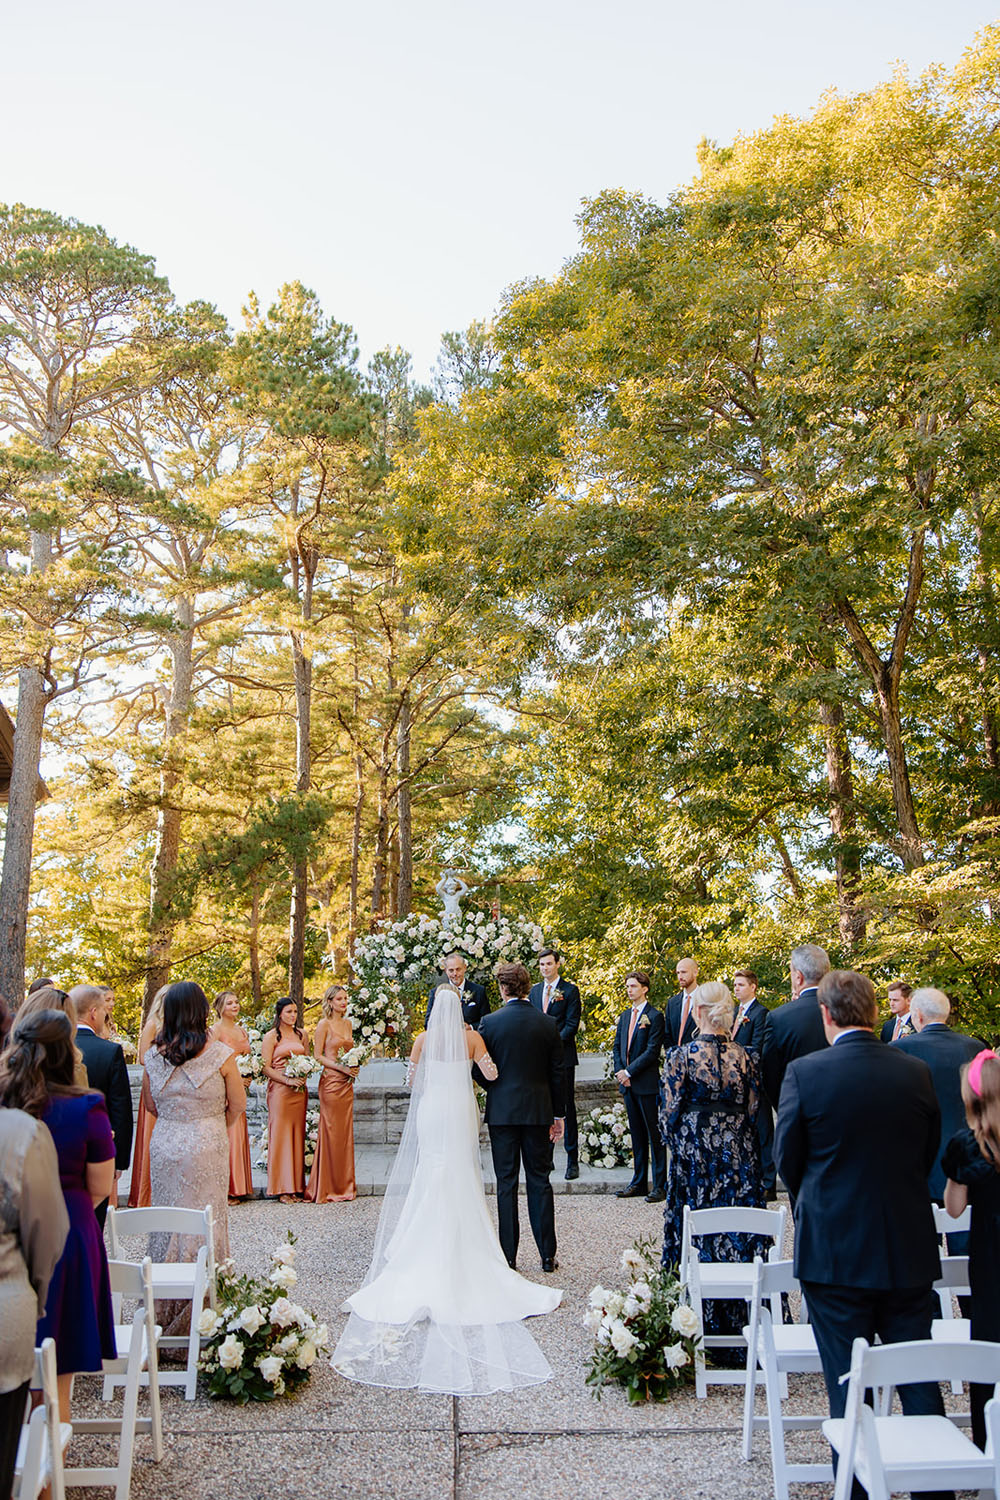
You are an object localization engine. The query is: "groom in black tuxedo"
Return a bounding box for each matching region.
[477,961,565,1272]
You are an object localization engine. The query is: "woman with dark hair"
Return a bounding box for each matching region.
[305,985,357,1203]
[262,998,311,1202]
[142,981,245,1264]
[127,984,168,1209]
[210,990,255,1201]
[0,1008,116,1421]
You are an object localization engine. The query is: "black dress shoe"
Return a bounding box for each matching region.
[541,1257,558,1273]
[645,1189,666,1203]
[616,1185,646,1198]
[506,1258,517,1270]
[564,1163,580,1180]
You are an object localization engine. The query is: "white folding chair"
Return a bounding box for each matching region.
[825,1337,1000,1500]
[64,1256,164,1500]
[680,1203,787,1397]
[15,1339,71,1500]
[740,1257,832,1500]
[933,1201,971,1240]
[107,1204,215,1400]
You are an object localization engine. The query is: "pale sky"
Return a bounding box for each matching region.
[3,0,998,378]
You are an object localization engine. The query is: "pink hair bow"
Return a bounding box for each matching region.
[968,1049,998,1098]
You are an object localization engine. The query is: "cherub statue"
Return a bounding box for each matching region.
[436,869,469,921]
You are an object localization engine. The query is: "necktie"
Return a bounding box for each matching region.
[627,1006,643,1047]
[893,1016,904,1040]
[680,994,691,1040]
[732,1006,746,1040]
[543,983,554,1013]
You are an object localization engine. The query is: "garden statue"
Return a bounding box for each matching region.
[436,868,469,922]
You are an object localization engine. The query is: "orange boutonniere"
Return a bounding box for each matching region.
[639,1016,651,1028]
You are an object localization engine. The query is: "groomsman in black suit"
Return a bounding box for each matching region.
[477,962,565,1271]
[775,969,949,1500]
[425,950,490,1029]
[70,983,134,1227]
[731,968,776,1198]
[880,980,915,1043]
[761,943,830,1108]
[529,949,582,1179]
[612,972,666,1202]
[663,956,699,1049]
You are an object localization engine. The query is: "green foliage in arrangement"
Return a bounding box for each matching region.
[584,1237,701,1404]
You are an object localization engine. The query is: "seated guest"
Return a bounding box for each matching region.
[775,970,949,1500]
[69,983,134,1226]
[0,1102,68,1499]
[881,980,914,1042]
[0,1008,117,1423]
[943,1048,1000,1449]
[612,972,666,1202]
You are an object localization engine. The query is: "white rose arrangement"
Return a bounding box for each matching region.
[584,1236,700,1403]
[254,1106,321,1174]
[283,1053,316,1083]
[198,1235,330,1403]
[579,1102,631,1169]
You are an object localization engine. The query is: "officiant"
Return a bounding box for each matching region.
[425,950,491,1029]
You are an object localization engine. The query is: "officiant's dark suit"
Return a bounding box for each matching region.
[529,975,581,1171]
[612,1002,666,1196]
[761,987,828,1107]
[425,978,489,1030]
[733,997,776,1197]
[76,1024,134,1226]
[477,993,565,1269]
[775,975,947,1500]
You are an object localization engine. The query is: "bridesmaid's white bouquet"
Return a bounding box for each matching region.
[283,1054,315,1081]
[198,1236,330,1403]
[579,1102,631,1168]
[584,1237,700,1404]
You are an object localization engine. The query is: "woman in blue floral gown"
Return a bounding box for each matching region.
[659,981,766,1356]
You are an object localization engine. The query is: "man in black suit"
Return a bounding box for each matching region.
[529,948,582,1180]
[612,971,666,1202]
[775,969,950,1500]
[880,980,915,1043]
[70,984,134,1227]
[761,943,830,1108]
[425,950,490,1029]
[477,961,565,1272]
[663,956,699,1049]
[732,968,776,1198]
[895,986,984,1247]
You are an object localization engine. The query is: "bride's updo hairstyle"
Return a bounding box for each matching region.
[432,984,460,1008]
[691,981,734,1035]
[496,962,531,999]
[157,981,210,1066]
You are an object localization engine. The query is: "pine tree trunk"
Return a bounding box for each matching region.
[818,693,866,949]
[249,882,262,1011]
[288,625,312,1015]
[396,690,413,916]
[0,664,47,1007]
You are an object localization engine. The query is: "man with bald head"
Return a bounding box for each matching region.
[71,983,133,1225]
[664,957,699,1049]
[894,987,985,1209]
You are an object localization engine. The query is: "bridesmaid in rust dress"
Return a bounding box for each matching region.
[306,985,357,1203]
[210,990,255,1200]
[127,987,167,1208]
[262,999,310,1202]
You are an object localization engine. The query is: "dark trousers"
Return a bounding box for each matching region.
[622,1088,666,1193]
[801,1279,954,1500]
[757,1102,776,1197]
[0,1380,29,1500]
[563,1068,578,1166]
[488,1124,556,1265]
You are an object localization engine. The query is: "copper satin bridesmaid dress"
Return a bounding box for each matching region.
[266,1034,308,1197]
[305,1046,356,1202]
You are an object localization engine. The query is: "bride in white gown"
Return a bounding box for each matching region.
[331,985,562,1393]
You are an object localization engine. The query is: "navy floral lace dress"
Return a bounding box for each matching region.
[659,1035,767,1353]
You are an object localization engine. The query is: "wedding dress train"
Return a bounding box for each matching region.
[331,987,561,1393]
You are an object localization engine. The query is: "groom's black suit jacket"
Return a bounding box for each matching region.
[477,999,565,1124]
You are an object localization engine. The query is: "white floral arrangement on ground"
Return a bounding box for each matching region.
[254,1105,321,1172]
[198,1236,330,1402]
[584,1236,701,1404]
[579,1101,631,1168]
[346,908,544,1063]
[237,1027,264,1082]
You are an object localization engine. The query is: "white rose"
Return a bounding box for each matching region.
[610,1320,638,1357]
[671,1304,701,1338]
[314,1322,330,1348]
[269,1296,296,1328]
[604,1292,625,1317]
[583,1307,604,1332]
[275,1333,299,1356]
[270,1263,298,1290]
[271,1244,297,1266]
[632,1281,652,1306]
[621,1247,643,1273]
[197,1308,221,1336]
[238,1304,266,1334]
[295,1339,317,1368]
[664,1342,690,1370]
[218,1334,244,1370]
[588,1285,609,1310]
[257,1354,284,1383]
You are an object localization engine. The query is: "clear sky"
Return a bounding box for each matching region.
[2,0,997,378]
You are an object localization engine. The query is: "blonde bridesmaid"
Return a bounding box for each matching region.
[210,990,255,1201]
[305,985,357,1203]
[127,985,167,1208]
[261,998,310,1202]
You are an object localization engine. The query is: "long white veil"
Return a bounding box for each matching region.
[331,985,556,1392]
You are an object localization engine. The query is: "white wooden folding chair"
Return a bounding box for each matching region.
[825,1337,1000,1500]
[933,1201,971,1240]
[680,1203,787,1397]
[740,1257,832,1500]
[63,1256,164,1500]
[15,1339,71,1500]
[106,1204,215,1400]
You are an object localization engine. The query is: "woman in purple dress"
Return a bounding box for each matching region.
[0,1007,116,1420]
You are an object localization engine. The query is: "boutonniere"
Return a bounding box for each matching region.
[639,1016,651,1028]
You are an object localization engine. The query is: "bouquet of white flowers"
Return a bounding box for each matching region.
[304,1105,320,1171]
[584,1236,700,1403]
[198,1236,330,1403]
[283,1054,314,1082]
[579,1102,631,1169]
